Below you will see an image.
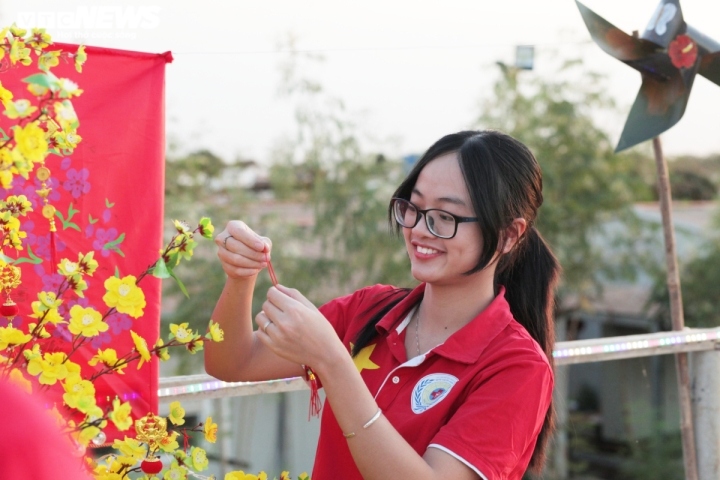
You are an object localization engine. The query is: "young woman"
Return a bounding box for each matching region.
[205,130,560,480]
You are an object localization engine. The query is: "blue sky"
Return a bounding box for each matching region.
[5,0,720,162]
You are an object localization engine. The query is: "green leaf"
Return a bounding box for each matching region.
[56,204,81,231]
[105,198,115,208]
[66,203,79,221]
[0,252,14,263]
[0,128,8,142]
[13,245,43,265]
[22,71,59,90]
[104,232,125,248]
[88,214,98,225]
[151,259,172,279]
[168,267,190,298]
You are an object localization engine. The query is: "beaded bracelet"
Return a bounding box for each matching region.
[343,408,383,439]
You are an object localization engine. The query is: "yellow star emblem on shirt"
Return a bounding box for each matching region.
[350,342,380,374]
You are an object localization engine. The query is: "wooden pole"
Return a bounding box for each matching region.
[652,136,698,480]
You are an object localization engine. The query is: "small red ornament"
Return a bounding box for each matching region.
[1,299,18,320]
[141,457,163,474]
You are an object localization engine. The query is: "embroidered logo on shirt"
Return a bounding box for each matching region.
[411,373,458,414]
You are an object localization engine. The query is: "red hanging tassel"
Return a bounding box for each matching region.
[303,365,322,419]
[263,250,321,418]
[182,430,190,452]
[49,230,57,269]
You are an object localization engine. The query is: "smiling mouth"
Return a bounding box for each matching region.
[416,245,440,255]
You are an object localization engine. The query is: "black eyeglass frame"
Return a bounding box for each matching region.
[391,197,478,239]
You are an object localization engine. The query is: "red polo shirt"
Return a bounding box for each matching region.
[312,283,553,480]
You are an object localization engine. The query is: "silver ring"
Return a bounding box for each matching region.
[223,234,233,249]
[263,320,273,333]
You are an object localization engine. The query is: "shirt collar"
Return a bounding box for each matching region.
[376,283,514,364]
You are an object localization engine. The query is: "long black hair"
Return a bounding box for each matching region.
[351,130,560,474]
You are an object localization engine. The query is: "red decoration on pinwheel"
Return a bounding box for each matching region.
[669,34,698,69]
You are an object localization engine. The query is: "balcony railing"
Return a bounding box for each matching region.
[158,326,720,403]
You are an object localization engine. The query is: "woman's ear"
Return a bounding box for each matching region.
[500,218,528,254]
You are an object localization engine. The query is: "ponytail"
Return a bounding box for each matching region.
[496,226,561,474]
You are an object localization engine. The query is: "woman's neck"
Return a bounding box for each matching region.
[420,274,497,333]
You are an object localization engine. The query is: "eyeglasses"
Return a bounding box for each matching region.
[391,197,478,239]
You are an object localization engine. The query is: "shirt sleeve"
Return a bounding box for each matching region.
[318,284,399,342]
[428,349,553,480]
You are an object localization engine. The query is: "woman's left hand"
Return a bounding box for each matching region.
[255,285,346,370]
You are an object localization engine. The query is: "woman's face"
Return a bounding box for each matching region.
[403,152,487,287]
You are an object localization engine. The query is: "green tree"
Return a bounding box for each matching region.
[476,60,657,304]
[161,149,253,373]
[160,46,414,373]
[262,43,414,307]
[650,210,720,328]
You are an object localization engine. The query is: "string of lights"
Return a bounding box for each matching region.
[158,327,720,402]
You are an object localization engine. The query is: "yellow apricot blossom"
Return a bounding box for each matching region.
[130,330,151,369]
[103,275,146,318]
[207,319,224,342]
[8,37,32,66]
[92,459,125,480]
[158,430,180,453]
[74,45,87,72]
[109,397,132,431]
[168,400,185,426]
[0,81,13,106]
[77,424,101,446]
[224,472,268,480]
[0,168,12,189]
[29,299,64,325]
[163,462,187,480]
[54,128,82,150]
[89,348,126,374]
[4,99,37,119]
[38,50,60,71]
[58,257,80,276]
[78,251,98,275]
[169,322,193,344]
[26,350,69,385]
[38,290,63,309]
[155,338,170,361]
[0,325,31,349]
[204,416,218,443]
[13,122,47,162]
[62,374,96,412]
[57,78,83,98]
[26,82,48,97]
[68,305,107,337]
[27,27,52,50]
[112,437,146,462]
[27,322,51,338]
[189,447,209,471]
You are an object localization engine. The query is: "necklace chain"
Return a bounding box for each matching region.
[413,304,421,355]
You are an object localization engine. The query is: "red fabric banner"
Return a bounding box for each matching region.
[0,44,172,443]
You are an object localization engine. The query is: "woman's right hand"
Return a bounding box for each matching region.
[215,220,272,280]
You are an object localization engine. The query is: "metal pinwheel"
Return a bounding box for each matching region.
[576,0,720,152]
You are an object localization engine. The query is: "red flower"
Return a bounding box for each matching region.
[668,34,698,69]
